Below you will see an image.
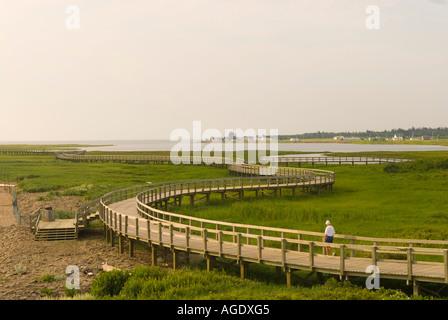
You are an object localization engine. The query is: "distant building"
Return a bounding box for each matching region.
[421,136,431,141]
[289,138,300,142]
[333,136,344,140]
[392,134,403,141]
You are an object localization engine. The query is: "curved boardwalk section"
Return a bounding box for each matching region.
[76,161,448,296]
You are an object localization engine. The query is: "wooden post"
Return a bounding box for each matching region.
[105,225,109,243]
[172,250,179,270]
[158,222,162,243]
[185,226,190,252]
[372,246,377,266]
[350,239,355,257]
[151,245,157,266]
[129,238,135,257]
[309,242,314,271]
[169,224,173,248]
[286,268,293,287]
[257,235,262,263]
[237,233,242,259]
[118,234,124,254]
[413,281,420,296]
[110,230,115,247]
[218,231,223,257]
[125,215,128,235]
[203,229,208,255]
[340,245,345,280]
[240,261,248,280]
[407,248,413,281]
[281,238,286,267]
[206,256,214,272]
[444,250,448,284]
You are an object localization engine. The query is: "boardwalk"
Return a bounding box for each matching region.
[109,197,447,284]
[88,165,448,295]
[55,152,412,166]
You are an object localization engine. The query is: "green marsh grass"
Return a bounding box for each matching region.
[89,265,419,300]
[1,150,448,298]
[170,162,448,241]
[0,154,232,200]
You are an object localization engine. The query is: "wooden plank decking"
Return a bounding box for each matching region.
[71,163,448,294]
[107,197,447,284]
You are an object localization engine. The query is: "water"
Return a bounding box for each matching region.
[81,140,448,153]
[2,139,448,153]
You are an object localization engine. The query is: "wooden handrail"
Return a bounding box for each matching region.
[89,159,448,285]
[97,168,448,255]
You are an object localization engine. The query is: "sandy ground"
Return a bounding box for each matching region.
[0,190,15,227]
[0,189,168,300]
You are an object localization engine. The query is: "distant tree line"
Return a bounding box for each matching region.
[276,127,448,140]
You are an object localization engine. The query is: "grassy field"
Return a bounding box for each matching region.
[1,150,447,239]
[1,149,448,299]
[169,157,448,240]
[0,154,232,201]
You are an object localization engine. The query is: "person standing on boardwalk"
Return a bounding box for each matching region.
[324,220,336,256]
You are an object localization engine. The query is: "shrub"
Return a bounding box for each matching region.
[14,262,27,275]
[64,286,79,298]
[383,159,448,173]
[35,274,56,283]
[90,269,130,298]
[40,287,55,297]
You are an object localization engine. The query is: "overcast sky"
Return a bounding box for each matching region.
[1,0,447,141]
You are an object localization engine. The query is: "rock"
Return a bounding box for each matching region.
[101,263,120,272]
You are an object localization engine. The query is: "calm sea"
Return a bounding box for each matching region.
[2,140,448,153]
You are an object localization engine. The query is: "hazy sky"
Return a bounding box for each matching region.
[1,0,447,141]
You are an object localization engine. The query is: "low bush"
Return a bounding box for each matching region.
[90,269,130,298]
[384,159,448,173]
[89,266,424,300]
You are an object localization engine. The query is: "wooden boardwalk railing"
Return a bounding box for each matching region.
[56,153,231,166]
[271,156,412,166]
[81,163,448,295]
[55,152,412,166]
[0,149,85,155]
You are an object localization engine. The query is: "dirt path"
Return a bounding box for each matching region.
[0,189,16,227]
[0,191,162,300]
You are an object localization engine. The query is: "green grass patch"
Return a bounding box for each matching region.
[171,162,448,241]
[0,154,232,200]
[89,265,422,300]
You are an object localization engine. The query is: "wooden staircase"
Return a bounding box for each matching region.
[32,210,100,241]
[34,225,77,241]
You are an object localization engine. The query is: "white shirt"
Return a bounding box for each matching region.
[325,225,335,237]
